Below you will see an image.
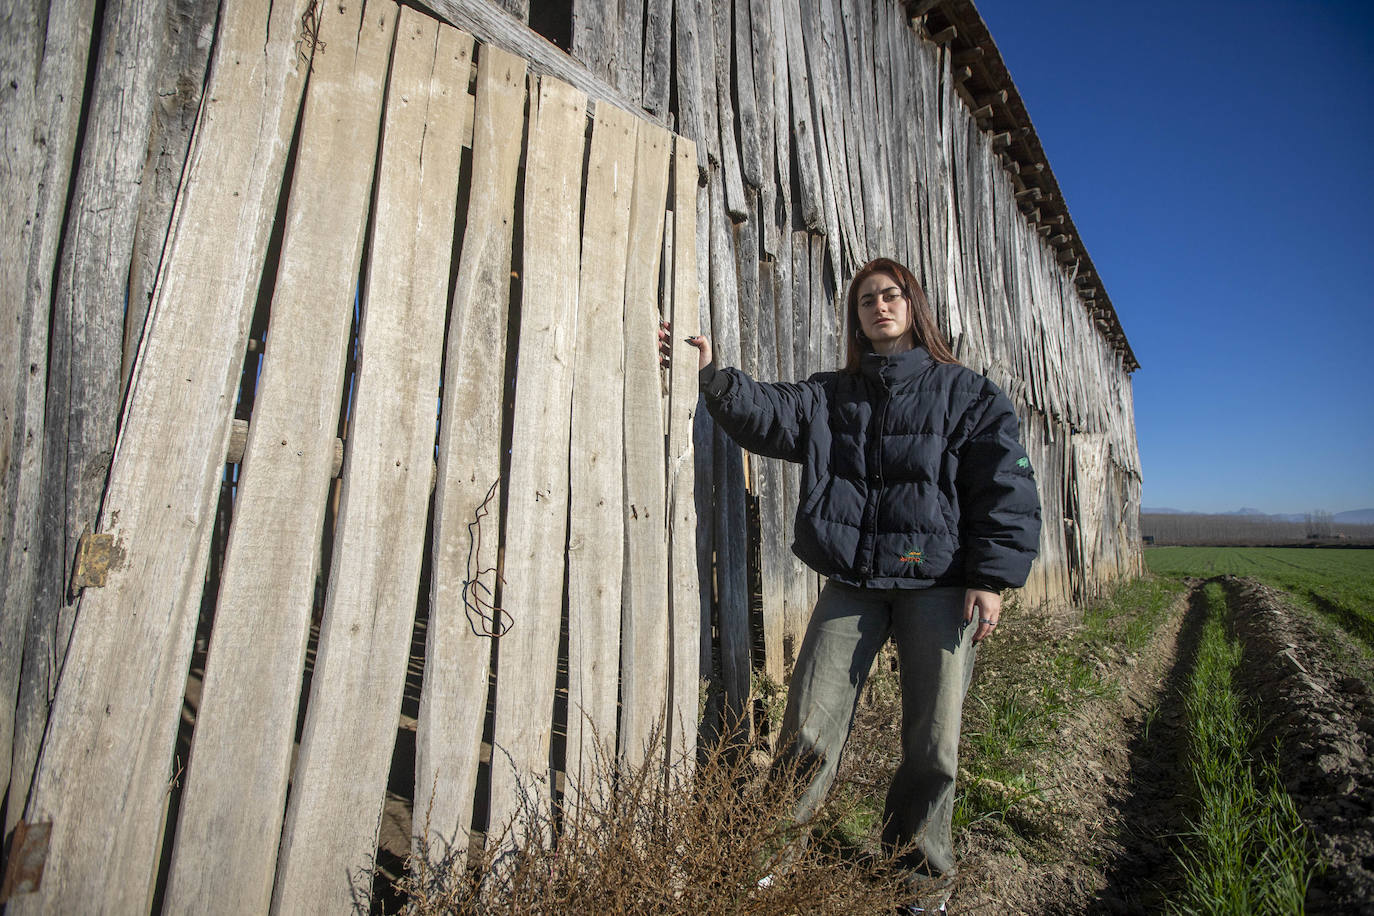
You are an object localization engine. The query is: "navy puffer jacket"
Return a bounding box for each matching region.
[701,345,1041,590]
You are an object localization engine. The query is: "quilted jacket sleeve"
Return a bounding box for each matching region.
[699,363,817,463]
[955,383,1042,590]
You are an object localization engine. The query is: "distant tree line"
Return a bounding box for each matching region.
[1141,513,1374,547]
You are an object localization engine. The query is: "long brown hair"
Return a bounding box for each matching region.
[843,257,958,372]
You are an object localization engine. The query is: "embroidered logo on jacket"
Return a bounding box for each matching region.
[1015,457,1030,469]
[899,549,924,564]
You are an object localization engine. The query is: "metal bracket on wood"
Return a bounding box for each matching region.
[0,821,52,901]
[71,531,124,590]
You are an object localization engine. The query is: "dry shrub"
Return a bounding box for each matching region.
[394,723,915,914]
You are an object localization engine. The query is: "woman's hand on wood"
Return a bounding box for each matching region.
[963,588,1002,644]
[658,320,711,371]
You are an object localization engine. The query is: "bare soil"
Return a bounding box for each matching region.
[942,577,1374,915]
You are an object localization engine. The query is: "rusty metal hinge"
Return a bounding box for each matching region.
[0,820,52,901]
[72,530,123,590]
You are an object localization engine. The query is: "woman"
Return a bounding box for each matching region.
[661,257,1041,909]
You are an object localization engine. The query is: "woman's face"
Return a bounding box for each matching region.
[855,272,914,351]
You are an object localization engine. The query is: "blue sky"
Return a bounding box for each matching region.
[972,0,1374,515]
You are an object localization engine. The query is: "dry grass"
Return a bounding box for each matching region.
[392,723,916,914]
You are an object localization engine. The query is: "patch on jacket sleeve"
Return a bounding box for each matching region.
[899,549,924,565]
[1016,456,1030,469]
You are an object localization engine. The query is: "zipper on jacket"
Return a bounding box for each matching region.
[857,389,890,579]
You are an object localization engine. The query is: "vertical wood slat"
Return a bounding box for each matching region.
[565,101,637,799]
[36,0,170,789]
[487,74,588,844]
[124,0,221,390]
[0,0,99,831]
[666,136,702,765]
[642,1,673,118]
[270,16,473,913]
[708,0,747,219]
[707,173,751,723]
[416,41,527,861]
[7,0,312,908]
[163,4,397,911]
[620,120,673,769]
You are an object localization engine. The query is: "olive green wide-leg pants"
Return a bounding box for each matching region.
[777,579,977,880]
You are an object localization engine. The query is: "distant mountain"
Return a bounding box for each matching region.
[1141,507,1374,524]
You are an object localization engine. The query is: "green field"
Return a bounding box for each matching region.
[1146,546,1374,652]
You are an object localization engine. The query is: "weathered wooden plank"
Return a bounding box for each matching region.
[614,0,644,102]
[620,118,673,769]
[6,0,312,908]
[755,259,786,685]
[672,0,714,161]
[733,0,763,191]
[421,0,656,128]
[18,0,170,850]
[666,136,702,764]
[707,173,751,722]
[487,74,587,843]
[570,0,616,86]
[162,4,396,910]
[270,17,473,912]
[708,0,747,219]
[642,0,673,117]
[746,0,777,257]
[0,0,97,831]
[796,0,845,277]
[565,101,636,798]
[779,0,822,230]
[415,41,526,862]
[690,165,720,744]
[124,0,220,393]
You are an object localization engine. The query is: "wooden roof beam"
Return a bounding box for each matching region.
[930,24,958,45]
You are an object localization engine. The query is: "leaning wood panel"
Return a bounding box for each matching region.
[163,4,396,911]
[487,74,588,842]
[565,100,636,799]
[666,136,702,764]
[271,17,473,912]
[7,0,311,908]
[416,42,526,861]
[619,119,672,769]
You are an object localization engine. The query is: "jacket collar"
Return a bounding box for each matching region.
[859,344,935,390]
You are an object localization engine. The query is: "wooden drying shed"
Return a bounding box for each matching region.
[0,0,1142,910]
